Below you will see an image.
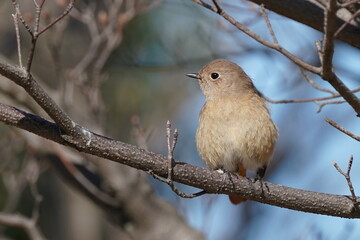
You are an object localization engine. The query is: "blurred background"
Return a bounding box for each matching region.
[1,0,360,239]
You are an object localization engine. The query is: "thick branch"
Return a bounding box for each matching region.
[321,0,337,77]
[1,103,360,218]
[0,59,87,137]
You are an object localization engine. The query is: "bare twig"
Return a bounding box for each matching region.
[325,118,360,141]
[0,158,45,240]
[25,0,45,72]
[130,115,152,151]
[264,86,360,104]
[148,121,206,199]
[327,74,360,116]
[50,142,119,210]
[316,99,346,112]
[315,40,323,66]
[193,0,360,116]
[11,0,75,73]
[333,156,359,208]
[33,0,45,34]
[166,120,176,180]
[334,9,360,38]
[339,0,360,8]
[317,0,360,115]
[0,214,46,240]
[259,4,278,44]
[12,12,23,68]
[37,0,75,36]
[28,163,43,223]
[193,0,320,74]
[300,69,337,95]
[0,59,89,141]
[212,0,222,13]
[11,1,33,36]
[148,170,206,198]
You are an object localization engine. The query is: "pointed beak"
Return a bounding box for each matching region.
[186,73,200,79]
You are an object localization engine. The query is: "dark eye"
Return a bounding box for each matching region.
[210,72,219,80]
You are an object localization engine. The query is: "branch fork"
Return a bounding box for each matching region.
[148,121,206,199]
[333,156,359,209]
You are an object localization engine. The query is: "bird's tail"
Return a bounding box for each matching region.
[229,163,247,204]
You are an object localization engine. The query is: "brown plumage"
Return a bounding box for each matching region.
[187,59,278,204]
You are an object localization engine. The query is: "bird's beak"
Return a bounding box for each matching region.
[186,73,200,79]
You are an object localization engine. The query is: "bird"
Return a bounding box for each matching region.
[187,59,278,204]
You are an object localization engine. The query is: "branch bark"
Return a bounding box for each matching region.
[1,102,360,218]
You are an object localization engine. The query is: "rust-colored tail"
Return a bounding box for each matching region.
[229,163,247,204]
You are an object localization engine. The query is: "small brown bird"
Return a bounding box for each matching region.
[187,59,278,204]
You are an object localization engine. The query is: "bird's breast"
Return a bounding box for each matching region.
[196,95,277,171]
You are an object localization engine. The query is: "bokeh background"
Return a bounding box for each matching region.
[1,0,360,239]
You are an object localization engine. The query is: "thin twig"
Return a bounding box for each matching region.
[147,121,206,199]
[12,12,23,69]
[339,0,360,8]
[212,0,222,13]
[24,0,75,73]
[26,39,37,73]
[315,40,323,66]
[193,0,320,74]
[316,99,346,112]
[29,181,43,223]
[33,0,45,35]
[264,86,360,104]
[325,118,360,141]
[259,4,278,44]
[37,0,75,36]
[333,156,359,208]
[12,0,33,36]
[300,68,337,95]
[148,170,206,198]
[130,115,152,151]
[166,120,174,179]
[50,142,119,209]
[328,74,360,117]
[194,0,360,116]
[0,214,46,240]
[334,9,360,38]
[25,0,45,73]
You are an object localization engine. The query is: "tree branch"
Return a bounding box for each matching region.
[194,0,320,74]
[321,0,336,78]
[247,0,360,49]
[0,59,90,139]
[194,0,360,116]
[0,213,46,240]
[1,102,360,218]
[147,121,206,198]
[333,156,359,208]
[325,118,360,141]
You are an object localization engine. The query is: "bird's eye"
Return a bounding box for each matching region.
[210,72,219,80]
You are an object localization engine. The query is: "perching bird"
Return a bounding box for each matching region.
[187,59,278,204]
